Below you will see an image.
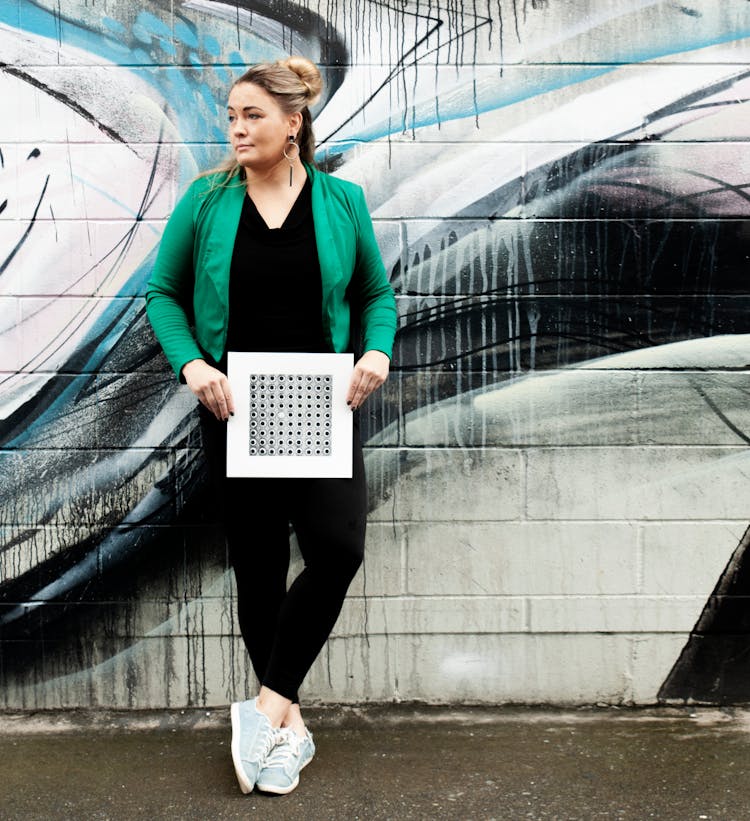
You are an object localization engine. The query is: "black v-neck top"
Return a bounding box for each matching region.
[225,177,328,356]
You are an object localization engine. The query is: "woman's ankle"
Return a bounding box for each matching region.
[256,686,293,728]
[281,703,307,735]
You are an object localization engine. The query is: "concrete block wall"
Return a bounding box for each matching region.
[2,0,750,708]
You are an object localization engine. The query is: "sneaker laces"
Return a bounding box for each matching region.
[248,722,278,764]
[263,727,303,769]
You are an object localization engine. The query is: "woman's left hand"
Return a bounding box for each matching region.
[347,350,390,410]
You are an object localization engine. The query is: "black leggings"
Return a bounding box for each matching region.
[200,407,367,704]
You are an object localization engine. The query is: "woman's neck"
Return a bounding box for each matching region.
[244,158,305,190]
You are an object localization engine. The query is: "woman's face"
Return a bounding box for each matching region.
[227,82,299,172]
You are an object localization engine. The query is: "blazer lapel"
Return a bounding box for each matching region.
[307,164,345,304]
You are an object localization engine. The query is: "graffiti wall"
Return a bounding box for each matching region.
[2,0,750,708]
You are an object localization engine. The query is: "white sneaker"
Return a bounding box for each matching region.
[230,698,279,794]
[255,726,316,794]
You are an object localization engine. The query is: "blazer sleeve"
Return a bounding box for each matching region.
[352,188,398,359]
[145,184,205,380]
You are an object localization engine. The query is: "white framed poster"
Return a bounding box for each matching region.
[226,351,354,478]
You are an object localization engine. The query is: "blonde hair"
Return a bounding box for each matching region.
[199,56,323,184]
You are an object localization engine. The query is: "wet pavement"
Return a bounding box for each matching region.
[1,704,749,820]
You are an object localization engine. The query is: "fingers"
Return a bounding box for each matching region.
[347,370,378,410]
[347,351,390,410]
[205,377,233,421]
[183,352,388,419]
[182,359,235,421]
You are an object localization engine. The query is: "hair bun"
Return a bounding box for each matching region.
[278,55,323,106]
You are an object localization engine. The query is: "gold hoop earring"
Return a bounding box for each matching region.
[283,135,300,186]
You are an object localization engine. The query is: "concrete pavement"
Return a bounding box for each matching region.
[1,704,749,820]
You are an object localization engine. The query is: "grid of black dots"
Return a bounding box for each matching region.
[248,373,333,457]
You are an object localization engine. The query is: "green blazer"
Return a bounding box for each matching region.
[145,163,397,379]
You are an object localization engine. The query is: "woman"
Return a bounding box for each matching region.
[145,56,397,795]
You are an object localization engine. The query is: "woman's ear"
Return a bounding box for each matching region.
[288,111,303,136]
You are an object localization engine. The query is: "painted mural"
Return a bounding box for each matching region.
[2,0,750,707]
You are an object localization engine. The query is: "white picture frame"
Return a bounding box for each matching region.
[225,351,354,478]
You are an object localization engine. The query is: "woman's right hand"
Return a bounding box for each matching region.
[182,359,235,421]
